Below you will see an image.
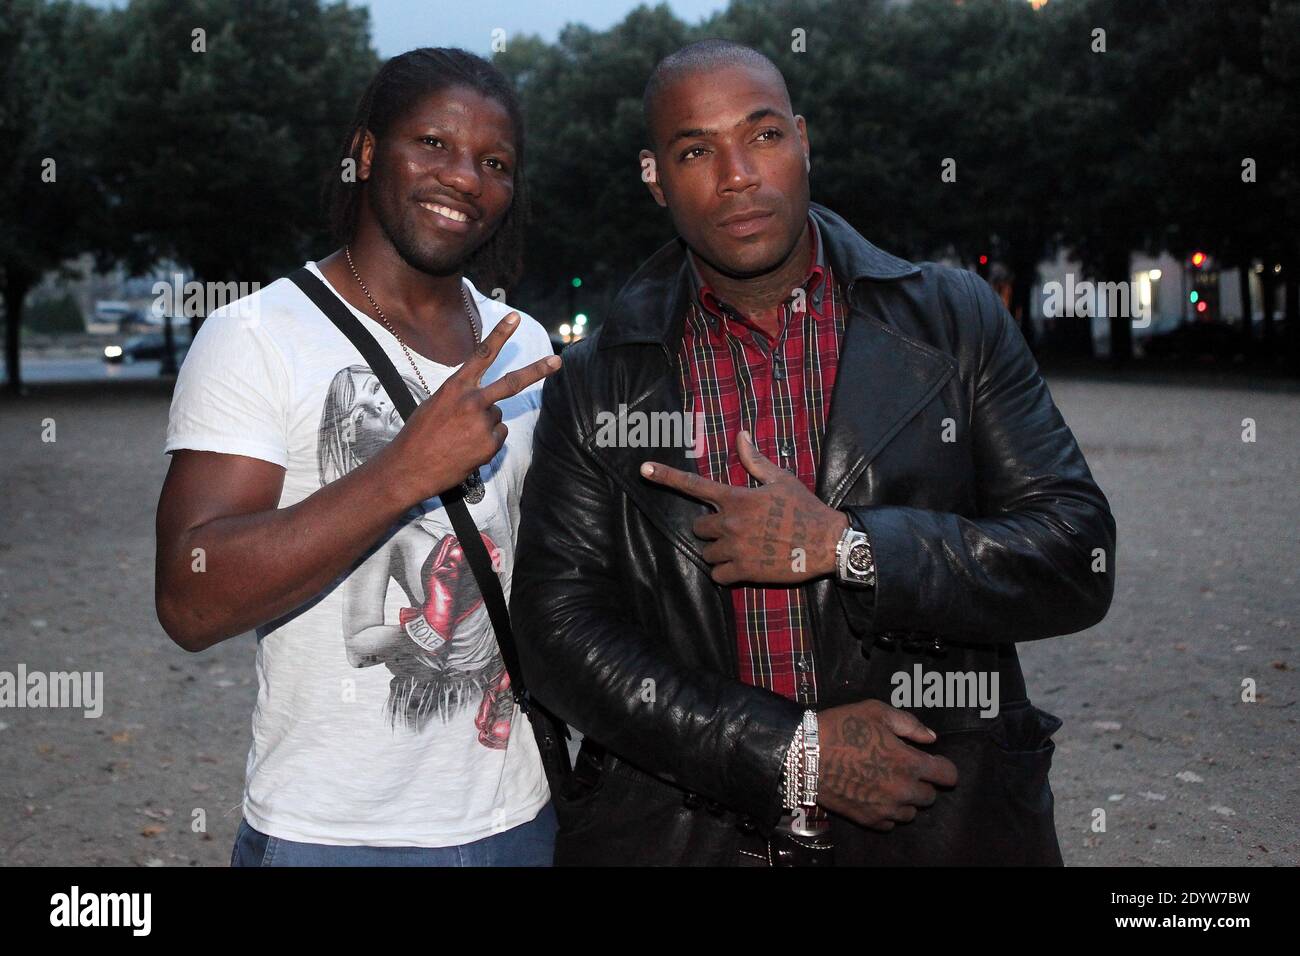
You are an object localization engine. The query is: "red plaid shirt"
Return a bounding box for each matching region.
[677,219,845,706]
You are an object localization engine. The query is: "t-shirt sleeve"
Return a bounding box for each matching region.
[164,306,291,467]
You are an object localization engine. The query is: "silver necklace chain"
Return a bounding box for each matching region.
[344,245,480,396]
[343,245,486,504]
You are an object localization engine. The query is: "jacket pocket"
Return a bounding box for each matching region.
[934,700,1063,863]
[990,700,1062,767]
[987,700,1063,858]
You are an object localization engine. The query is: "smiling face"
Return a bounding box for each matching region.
[360,85,517,276]
[641,63,810,280]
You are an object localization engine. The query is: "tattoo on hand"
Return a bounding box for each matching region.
[826,716,891,801]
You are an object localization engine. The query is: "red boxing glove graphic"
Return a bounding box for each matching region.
[476,668,514,749]
[399,532,501,655]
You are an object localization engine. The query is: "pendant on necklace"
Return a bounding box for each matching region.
[460,469,486,505]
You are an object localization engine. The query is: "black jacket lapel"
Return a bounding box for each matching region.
[589,254,714,570]
[584,360,714,571]
[816,294,957,508]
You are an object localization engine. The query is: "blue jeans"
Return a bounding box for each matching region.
[231,803,556,867]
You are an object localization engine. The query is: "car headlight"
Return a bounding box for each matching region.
[104,345,123,359]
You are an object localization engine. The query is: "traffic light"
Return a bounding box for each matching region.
[1189,259,1218,321]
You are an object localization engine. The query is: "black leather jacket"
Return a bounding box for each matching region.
[512,203,1116,865]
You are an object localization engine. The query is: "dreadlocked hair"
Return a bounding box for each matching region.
[323,47,529,292]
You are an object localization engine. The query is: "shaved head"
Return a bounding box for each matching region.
[642,39,790,149]
[636,37,810,288]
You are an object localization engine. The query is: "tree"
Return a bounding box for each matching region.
[1053,0,1299,370]
[496,4,690,322]
[871,0,1076,343]
[1139,0,1296,366]
[0,0,112,394]
[95,0,379,322]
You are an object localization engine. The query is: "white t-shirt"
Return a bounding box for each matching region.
[165,261,551,847]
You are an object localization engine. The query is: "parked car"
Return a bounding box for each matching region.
[103,328,193,364]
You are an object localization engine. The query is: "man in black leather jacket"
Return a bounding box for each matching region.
[511,40,1116,866]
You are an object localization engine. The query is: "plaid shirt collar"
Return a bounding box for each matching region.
[684,216,829,331]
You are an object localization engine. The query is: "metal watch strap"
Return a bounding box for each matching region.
[799,710,820,806]
[782,720,803,807]
[781,710,820,808]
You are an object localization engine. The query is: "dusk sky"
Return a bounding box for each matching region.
[360,0,729,57]
[87,0,732,57]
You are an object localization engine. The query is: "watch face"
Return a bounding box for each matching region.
[848,542,872,575]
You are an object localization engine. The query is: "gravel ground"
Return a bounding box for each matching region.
[0,372,1296,866]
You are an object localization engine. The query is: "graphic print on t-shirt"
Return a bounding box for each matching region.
[316,363,513,749]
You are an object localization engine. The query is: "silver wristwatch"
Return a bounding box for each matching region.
[835,524,876,588]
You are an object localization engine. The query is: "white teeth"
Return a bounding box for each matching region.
[422,202,468,222]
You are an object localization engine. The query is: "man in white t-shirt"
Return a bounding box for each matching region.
[155,48,561,865]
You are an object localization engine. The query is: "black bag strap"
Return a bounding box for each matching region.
[288,267,531,709]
